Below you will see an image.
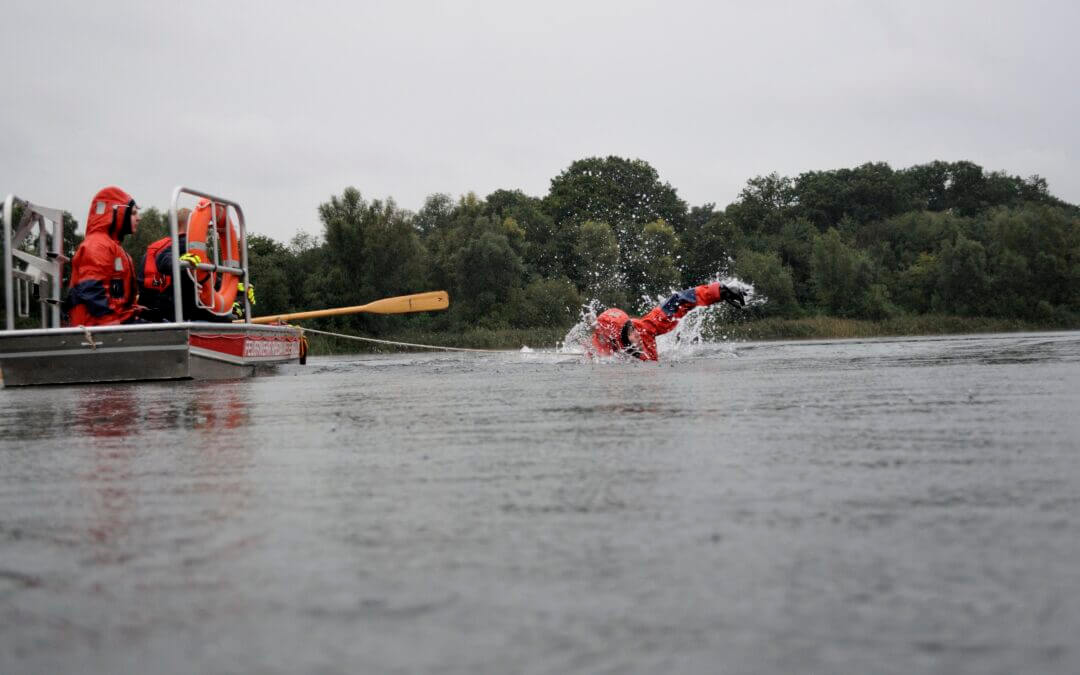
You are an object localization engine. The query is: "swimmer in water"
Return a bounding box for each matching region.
[589,282,745,361]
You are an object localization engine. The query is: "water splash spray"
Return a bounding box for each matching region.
[555,275,765,360]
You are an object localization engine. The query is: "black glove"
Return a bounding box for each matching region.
[720,284,745,308]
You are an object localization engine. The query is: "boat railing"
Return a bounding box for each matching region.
[2,188,254,331]
[168,186,252,323]
[2,195,66,330]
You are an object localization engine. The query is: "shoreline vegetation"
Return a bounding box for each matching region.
[724,315,1077,341]
[303,315,1078,355]
[20,155,1073,342]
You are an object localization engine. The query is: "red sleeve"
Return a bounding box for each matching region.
[634,282,725,340]
[695,282,724,306]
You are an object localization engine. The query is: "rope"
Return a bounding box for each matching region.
[81,326,98,349]
[296,326,504,353]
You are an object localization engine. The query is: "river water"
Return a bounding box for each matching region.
[1,331,1078,674]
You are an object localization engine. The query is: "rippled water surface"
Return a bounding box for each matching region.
[2,332,1079,674]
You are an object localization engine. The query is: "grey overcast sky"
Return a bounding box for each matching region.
[2,0,1077,241]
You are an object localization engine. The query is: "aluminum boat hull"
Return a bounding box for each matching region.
[0,322,303,386]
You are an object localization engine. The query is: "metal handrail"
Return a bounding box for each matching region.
[168,186,252,323]
[2,188,253,330]
[2,194,63,330]
[3,195,11,331]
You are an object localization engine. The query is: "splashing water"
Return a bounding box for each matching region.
[554,276,764,361]
[557,299,604,355]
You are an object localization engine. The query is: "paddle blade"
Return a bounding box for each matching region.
[360,291,449,314]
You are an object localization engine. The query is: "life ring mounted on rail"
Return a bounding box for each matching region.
[186,198,241,316]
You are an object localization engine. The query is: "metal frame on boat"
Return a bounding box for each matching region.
[0,187,304,386]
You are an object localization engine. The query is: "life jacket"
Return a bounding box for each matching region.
[141,236,173,293]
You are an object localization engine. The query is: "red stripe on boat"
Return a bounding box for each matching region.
[189,334,301,359]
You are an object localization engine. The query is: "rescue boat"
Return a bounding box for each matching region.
[0,187,304,387]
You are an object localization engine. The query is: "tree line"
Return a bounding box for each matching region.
[13,156,1079,334]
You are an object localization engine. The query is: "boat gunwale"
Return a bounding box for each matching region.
[0,322,303,338]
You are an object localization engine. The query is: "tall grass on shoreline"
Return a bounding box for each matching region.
[723,315,1075,341]
[301,315,1076,355]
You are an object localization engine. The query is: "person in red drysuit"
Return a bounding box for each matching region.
[135,207,188,322]
[590,281,746,361]
[136,207,253,323]
[63,186,140,326]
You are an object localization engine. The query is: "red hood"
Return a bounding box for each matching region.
[85,186,134,240]
[591,308,631,355]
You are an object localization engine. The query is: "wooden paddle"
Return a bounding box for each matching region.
[245,290,449,324]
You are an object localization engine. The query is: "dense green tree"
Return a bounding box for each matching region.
[325,190,427,300]
[632,219,682,302]
[486,190,571,279]
[894,252,940,314]
[901,161,951,212]
[678,207,743,284]
[988,248,1031,319]
[282,231,325,313]
[452,231,524,326]
[509,277,581,328]
[315,188,428,333]
[727,172,796,236]
[810,228,878,317]
[484,189,529,216]
[775,218,816,305]
[246,234,292,316]
[987,205,1079,310]
[734,249,799,317]
[545,156,688,230]
[936,234,990,315]
[414,193,455,236]
[946,161,999,216]
[857,210,964,269]
[898,161,1065,216]
[545,157,689,302]
[571,220,624,307]
[794,163,906,229]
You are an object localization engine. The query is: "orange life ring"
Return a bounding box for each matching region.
[186,198,241,316]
